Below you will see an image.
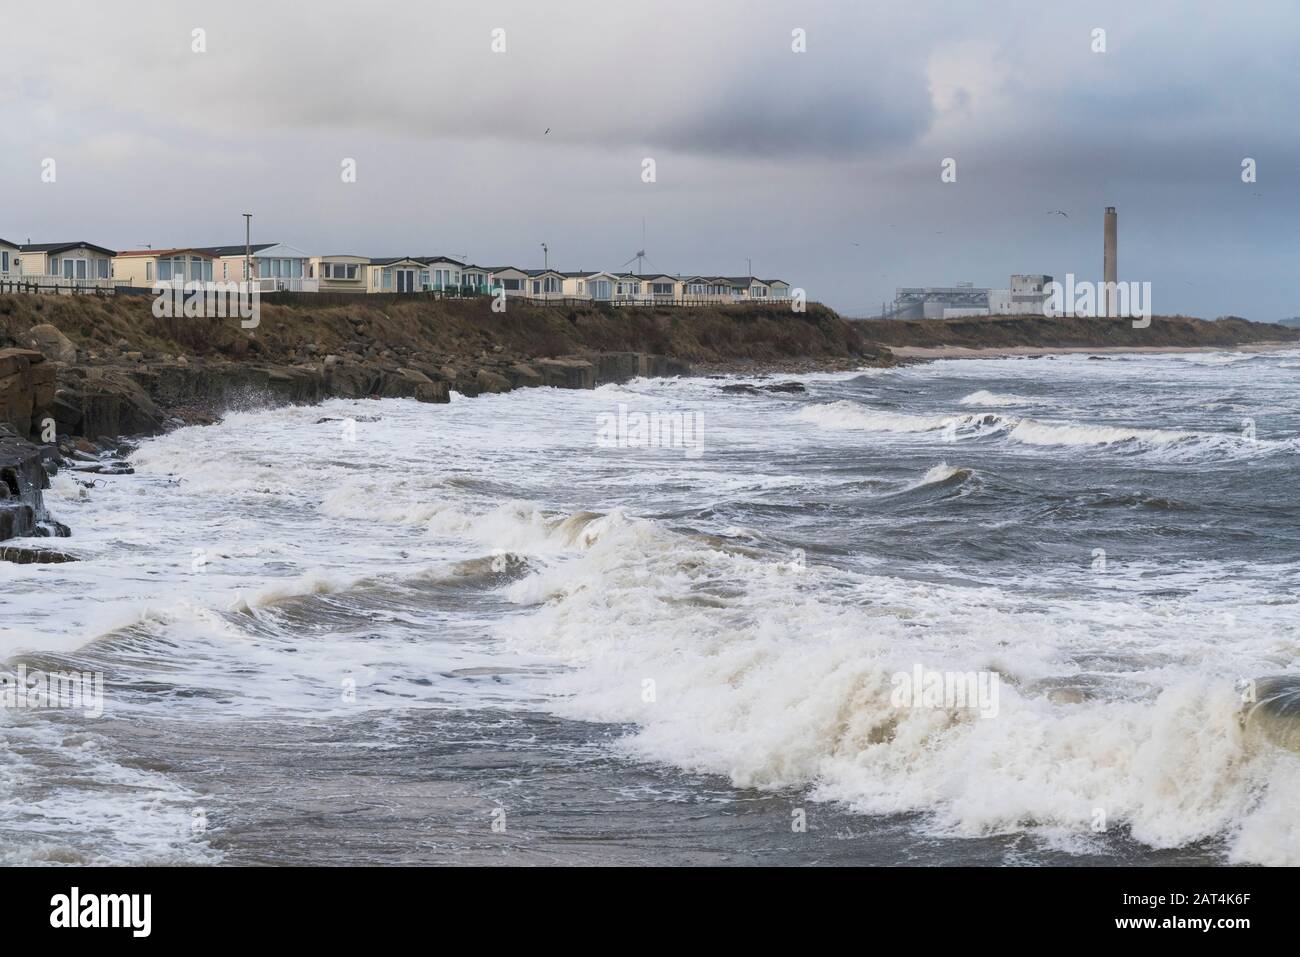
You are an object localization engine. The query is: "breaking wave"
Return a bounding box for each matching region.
[959,390,1041,407]
[489,504,1300,864]
[798,401,1285,458]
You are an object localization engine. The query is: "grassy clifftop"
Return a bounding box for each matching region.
[856,313,1300,349]
[0,294,887,367]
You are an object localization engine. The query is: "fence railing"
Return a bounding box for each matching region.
[0,277,120,296]
[0,277,790,307]
[526,294,792,308]
[252,277,319,293]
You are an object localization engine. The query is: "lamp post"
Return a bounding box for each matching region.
[243,213,252,286]
[541,243,549,301]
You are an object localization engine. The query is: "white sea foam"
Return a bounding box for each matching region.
[797,400,1280,459]
[913,462,968,487]
[1007,419,1194,447]
[5,360,1298,865]
[496,511,1300,864]
[796,401,1005,435]
[958,389,1039,407]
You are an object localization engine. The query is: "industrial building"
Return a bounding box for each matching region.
[886,206,1119,320]
[887,282,990,319]
[888,275,1052,319]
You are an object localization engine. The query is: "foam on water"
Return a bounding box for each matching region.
[2,350,1297,864]
[481,504,1299,862]
[959,389,1041,407]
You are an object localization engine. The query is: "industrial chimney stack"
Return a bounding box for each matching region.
[1103,206,1117,317]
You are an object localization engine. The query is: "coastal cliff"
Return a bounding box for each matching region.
[0,424,67,542]
[0,294,884,541]
[0,294,883,439]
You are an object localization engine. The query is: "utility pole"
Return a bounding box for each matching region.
[243,213,252,284]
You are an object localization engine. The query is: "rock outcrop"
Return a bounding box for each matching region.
[0,291,734,541]
[0,348,57,440]
[0,425,68,541]
[24,323,79,365]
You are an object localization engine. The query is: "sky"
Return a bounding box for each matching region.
[1,0,1297,318]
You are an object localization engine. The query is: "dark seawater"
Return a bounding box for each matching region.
[2,350,1298,865]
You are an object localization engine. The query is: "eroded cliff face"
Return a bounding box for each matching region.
[0,425,67,542]
[3,291,836,449]
[0,347,57,442]
[0,291,882,542]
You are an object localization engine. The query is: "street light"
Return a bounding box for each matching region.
[243,213,252,284]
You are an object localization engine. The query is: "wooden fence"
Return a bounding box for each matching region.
[0,279,117,297]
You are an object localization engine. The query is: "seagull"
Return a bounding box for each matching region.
[1047,210,1069,218]
[544,128,550,135]
[851,242,861,247]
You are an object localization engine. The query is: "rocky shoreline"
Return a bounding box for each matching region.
[4,294,1292,554]
[0,329,693,554]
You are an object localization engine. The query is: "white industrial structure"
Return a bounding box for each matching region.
[889,274,1053,319]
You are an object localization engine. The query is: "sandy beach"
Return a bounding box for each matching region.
[886,341,1298,360]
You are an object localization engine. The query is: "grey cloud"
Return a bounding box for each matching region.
[1,0,1299,317]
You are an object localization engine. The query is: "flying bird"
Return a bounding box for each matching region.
[1047,210,1069,218]
[544,128,550,135]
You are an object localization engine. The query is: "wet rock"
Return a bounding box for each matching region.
[0,545,78,564]
[67,461,134,476]
[0,424,66,541]
[475,369,513,394]
[719,380,809,395]
[506,362,543,389]
[380,368,450,404]
[53,368,162,440]
[535,358,595,390]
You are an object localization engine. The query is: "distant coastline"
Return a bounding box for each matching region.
[885,341,1297,360]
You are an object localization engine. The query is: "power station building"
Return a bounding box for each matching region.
[886,206,1116,320]
[889,274,1052,318]
[887,282,990,319]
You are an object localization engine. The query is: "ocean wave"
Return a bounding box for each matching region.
[798,401,1285,459]
[908,462,972,490]
[494,511,1300,864]
[958,390,1041,407]
[1007,419,1194,448]
[796,401,1006,435]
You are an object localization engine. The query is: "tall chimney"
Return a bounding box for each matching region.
[1103,206,1117,317]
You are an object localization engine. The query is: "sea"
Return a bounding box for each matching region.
[2,348,1298,865]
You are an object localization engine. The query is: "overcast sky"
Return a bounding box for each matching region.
[2,0,1297,317]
